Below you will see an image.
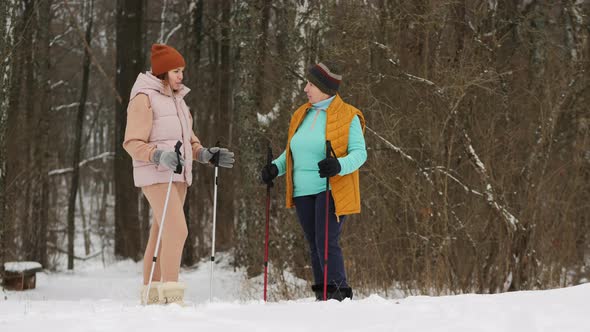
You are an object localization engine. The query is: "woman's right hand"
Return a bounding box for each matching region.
[152,149,185,171]
[260,164,278,185]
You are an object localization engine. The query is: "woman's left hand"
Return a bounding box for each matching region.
[318,157,341,178]
[199,147,235,168]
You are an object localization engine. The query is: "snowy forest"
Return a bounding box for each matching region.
[1,0,589,301]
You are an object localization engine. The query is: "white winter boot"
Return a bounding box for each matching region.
[141,281,161,305]
[158,281,186,305]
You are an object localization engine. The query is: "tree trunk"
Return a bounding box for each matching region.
[3,0,34,263]
[115,0,144,260]
[21,0,35,261]
[67,1,93,269]
[254,0,271,111]
[182,0,204,266]
[216,0,234,251]
[31,0,51,267]
[2,18,20,263]
[79,185,91,256]
[0,0,13,266]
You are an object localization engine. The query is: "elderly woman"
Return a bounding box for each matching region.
[124,44,234,304]
[261,61,367,301]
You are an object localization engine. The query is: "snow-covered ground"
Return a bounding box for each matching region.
[1,255,589,332]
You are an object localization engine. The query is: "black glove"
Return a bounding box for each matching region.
[318,157,341,178]
[261,164,278,185]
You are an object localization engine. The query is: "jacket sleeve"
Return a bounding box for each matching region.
[337,115,367,175]
[272,150,287,177]
[123,94,156,162]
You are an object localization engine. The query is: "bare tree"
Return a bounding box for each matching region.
[65,0,94,270]
[29,0,52,267]
[0,0,15,266]
[216,0,234,250]
[181,0,205,266]
[114,0,144,260]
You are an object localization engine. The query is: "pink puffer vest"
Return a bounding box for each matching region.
[128,72,194,187]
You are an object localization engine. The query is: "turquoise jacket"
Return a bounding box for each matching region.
[273,96,367,197]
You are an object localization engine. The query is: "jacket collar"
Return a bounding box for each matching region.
[311,95,335,111]
[130,72,191,100]
[304,94,342,114]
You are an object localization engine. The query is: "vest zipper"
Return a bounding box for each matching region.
[170,92,189,181]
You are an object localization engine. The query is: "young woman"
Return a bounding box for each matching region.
[124,44,234,304]
[261,61,367,301]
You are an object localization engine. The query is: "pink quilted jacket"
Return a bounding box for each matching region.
[125,72,202,187]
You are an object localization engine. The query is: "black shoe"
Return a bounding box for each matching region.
[326,285,353,301]
[311,284,323,301]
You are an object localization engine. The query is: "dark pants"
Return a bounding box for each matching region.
[294,191,348,288]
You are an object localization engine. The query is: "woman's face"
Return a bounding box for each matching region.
[304,81,330,104]
[167,67,184,91]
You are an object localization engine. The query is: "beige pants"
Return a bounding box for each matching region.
[141,182,188,284]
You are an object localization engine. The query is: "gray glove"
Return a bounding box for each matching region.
[198,147,235,168]
[152,149,185,171]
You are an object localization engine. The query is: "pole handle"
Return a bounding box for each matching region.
[266,145,274,187]
[325,140,336,160]
[267,145,273,165]
[208,140,221,167]
[174,140,183,174]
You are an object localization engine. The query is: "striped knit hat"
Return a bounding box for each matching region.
[306,61,342,96]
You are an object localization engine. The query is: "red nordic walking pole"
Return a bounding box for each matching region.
[263,146,273,302]
[323,140,333,301]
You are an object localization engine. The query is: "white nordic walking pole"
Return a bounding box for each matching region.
[144,141,183,305]
[209,147,221,302]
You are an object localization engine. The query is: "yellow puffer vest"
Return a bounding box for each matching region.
[284,94,366,217]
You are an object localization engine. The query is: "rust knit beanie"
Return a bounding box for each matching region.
[150,44,186,76]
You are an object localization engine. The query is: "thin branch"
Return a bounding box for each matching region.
[425,166,483,197]
[462,129,519,231]
[365,126,433,183]
[62,0,123,104]
[48,152,114,176]
[47,243,102,261]
[164,23,183,44]
[158,0,168,43]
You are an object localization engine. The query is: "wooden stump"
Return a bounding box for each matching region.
[2,262,43,291]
